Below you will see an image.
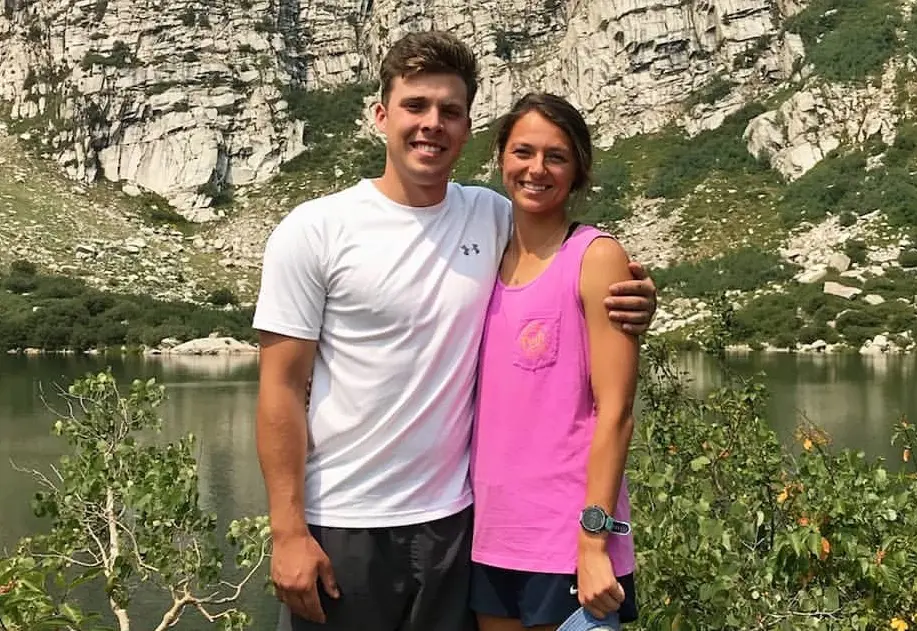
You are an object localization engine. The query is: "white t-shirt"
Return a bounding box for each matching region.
[253,179,512,528]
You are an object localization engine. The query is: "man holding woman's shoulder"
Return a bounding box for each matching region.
[254,30,653,631]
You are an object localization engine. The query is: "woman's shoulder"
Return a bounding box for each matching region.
[580,232,629,271]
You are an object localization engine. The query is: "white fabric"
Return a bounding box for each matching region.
[253,179,512,527]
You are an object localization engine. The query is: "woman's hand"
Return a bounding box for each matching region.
[577,540,625,619]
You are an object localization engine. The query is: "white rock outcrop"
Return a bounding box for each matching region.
[0,0,805,218]
[744,62,900,180]
[164,337,258,355]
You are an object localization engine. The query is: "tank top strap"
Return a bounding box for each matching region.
[555,224,613,297]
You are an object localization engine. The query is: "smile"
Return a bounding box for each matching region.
[519,182,551,192]
[410,142,446,153]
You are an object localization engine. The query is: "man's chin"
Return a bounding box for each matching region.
[406,164,452,184]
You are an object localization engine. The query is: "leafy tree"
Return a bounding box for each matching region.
[2,371,269,631]
[629,311,917,629]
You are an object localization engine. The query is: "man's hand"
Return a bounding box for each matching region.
[577,542,625,619]
[604,261,657,335]
[272,530,340,623]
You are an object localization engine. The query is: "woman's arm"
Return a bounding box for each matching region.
[577,237,640,617]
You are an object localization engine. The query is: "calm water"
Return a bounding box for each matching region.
[1,351,915,627]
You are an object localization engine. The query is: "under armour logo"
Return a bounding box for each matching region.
[461,243,480,255]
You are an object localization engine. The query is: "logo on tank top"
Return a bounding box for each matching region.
[518,320,552,358]
[460,243,480,255]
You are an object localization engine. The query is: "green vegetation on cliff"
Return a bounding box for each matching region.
[786,0,901,82]
[0,262,254,352]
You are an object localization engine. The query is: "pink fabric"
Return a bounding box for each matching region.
[471,225,635,576]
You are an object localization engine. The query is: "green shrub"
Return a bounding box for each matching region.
[899,249,917,268]
[830,304,916,348]
[786,0,901,82]
[206,287,238,306]
[452,126,496,185]
[80,40,134,70]
[838,211,857,227]
[684,75,735,108]
[798,323,839,345]
[3,274,37,294]
[732,292,800,344]
[843,239,867,265]
[644,104,768,199]
[279,82,380,179]
[655,247,796,298]
[778,151,866,226]
[0,270,255,351]
[631,336,917,629]
[580,155,631,224]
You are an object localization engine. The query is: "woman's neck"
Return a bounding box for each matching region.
[510,210,570,257]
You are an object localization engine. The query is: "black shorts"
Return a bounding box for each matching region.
[278,507,474,631]
[469,562,638,628]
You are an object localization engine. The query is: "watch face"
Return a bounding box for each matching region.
[581,507,606,532]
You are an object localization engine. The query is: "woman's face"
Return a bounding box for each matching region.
[500,110,578,217]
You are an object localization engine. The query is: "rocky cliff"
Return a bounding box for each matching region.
[0,0,805,218]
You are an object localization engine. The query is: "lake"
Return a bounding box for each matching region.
[1,351,915,628]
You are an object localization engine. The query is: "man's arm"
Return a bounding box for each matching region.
[605,261,658,335]
[578,238,640,618]
[257,332,313,547]
[257,332,339,622]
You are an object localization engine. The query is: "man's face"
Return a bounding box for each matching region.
[374,73,471,190]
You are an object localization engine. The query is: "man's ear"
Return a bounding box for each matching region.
[374,102,388,134]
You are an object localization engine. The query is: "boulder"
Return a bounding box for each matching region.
[165,337,258,355]
[823,282,862,300]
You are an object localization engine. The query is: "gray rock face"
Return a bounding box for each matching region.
[0,0,803,218]
[744,62,900,180]
[0,0,306,220]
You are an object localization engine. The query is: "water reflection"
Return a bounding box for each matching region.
[673,351,915,461]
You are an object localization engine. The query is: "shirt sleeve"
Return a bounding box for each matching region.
[252,211,327,340]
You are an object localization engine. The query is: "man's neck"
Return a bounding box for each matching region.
[373,168,448,208]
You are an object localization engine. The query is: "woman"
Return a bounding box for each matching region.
[470,93,640,631]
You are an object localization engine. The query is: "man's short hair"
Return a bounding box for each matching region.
[380,31,479,111]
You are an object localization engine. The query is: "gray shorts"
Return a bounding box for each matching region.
[278,507,474,631]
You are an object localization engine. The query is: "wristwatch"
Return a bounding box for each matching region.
[579,505,632,536]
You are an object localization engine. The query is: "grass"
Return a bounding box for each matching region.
[673,172,786,258]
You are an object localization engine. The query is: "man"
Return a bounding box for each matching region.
[253,31,657,631]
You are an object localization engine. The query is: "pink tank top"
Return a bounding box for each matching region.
[470,225,635,576]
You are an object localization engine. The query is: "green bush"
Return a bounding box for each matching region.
[644,104,768,200]
[279,82,380,179]
[786,0,901,82]
[206,287,238,306]
[452,126,496,185]
[3,273,38,294]
[655,247,796,298]
[728,280,889,347]
[732,292,801,345]
[900,249,917,268]
[778,151,866,226]
[630,336,917,629]
[838,211,857,227]
[843,239,867,265]
[797,323,839,345]
[9,260,37,275]
[0,270,255,351]
[684,75,735,108]
[580,155,631,224]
